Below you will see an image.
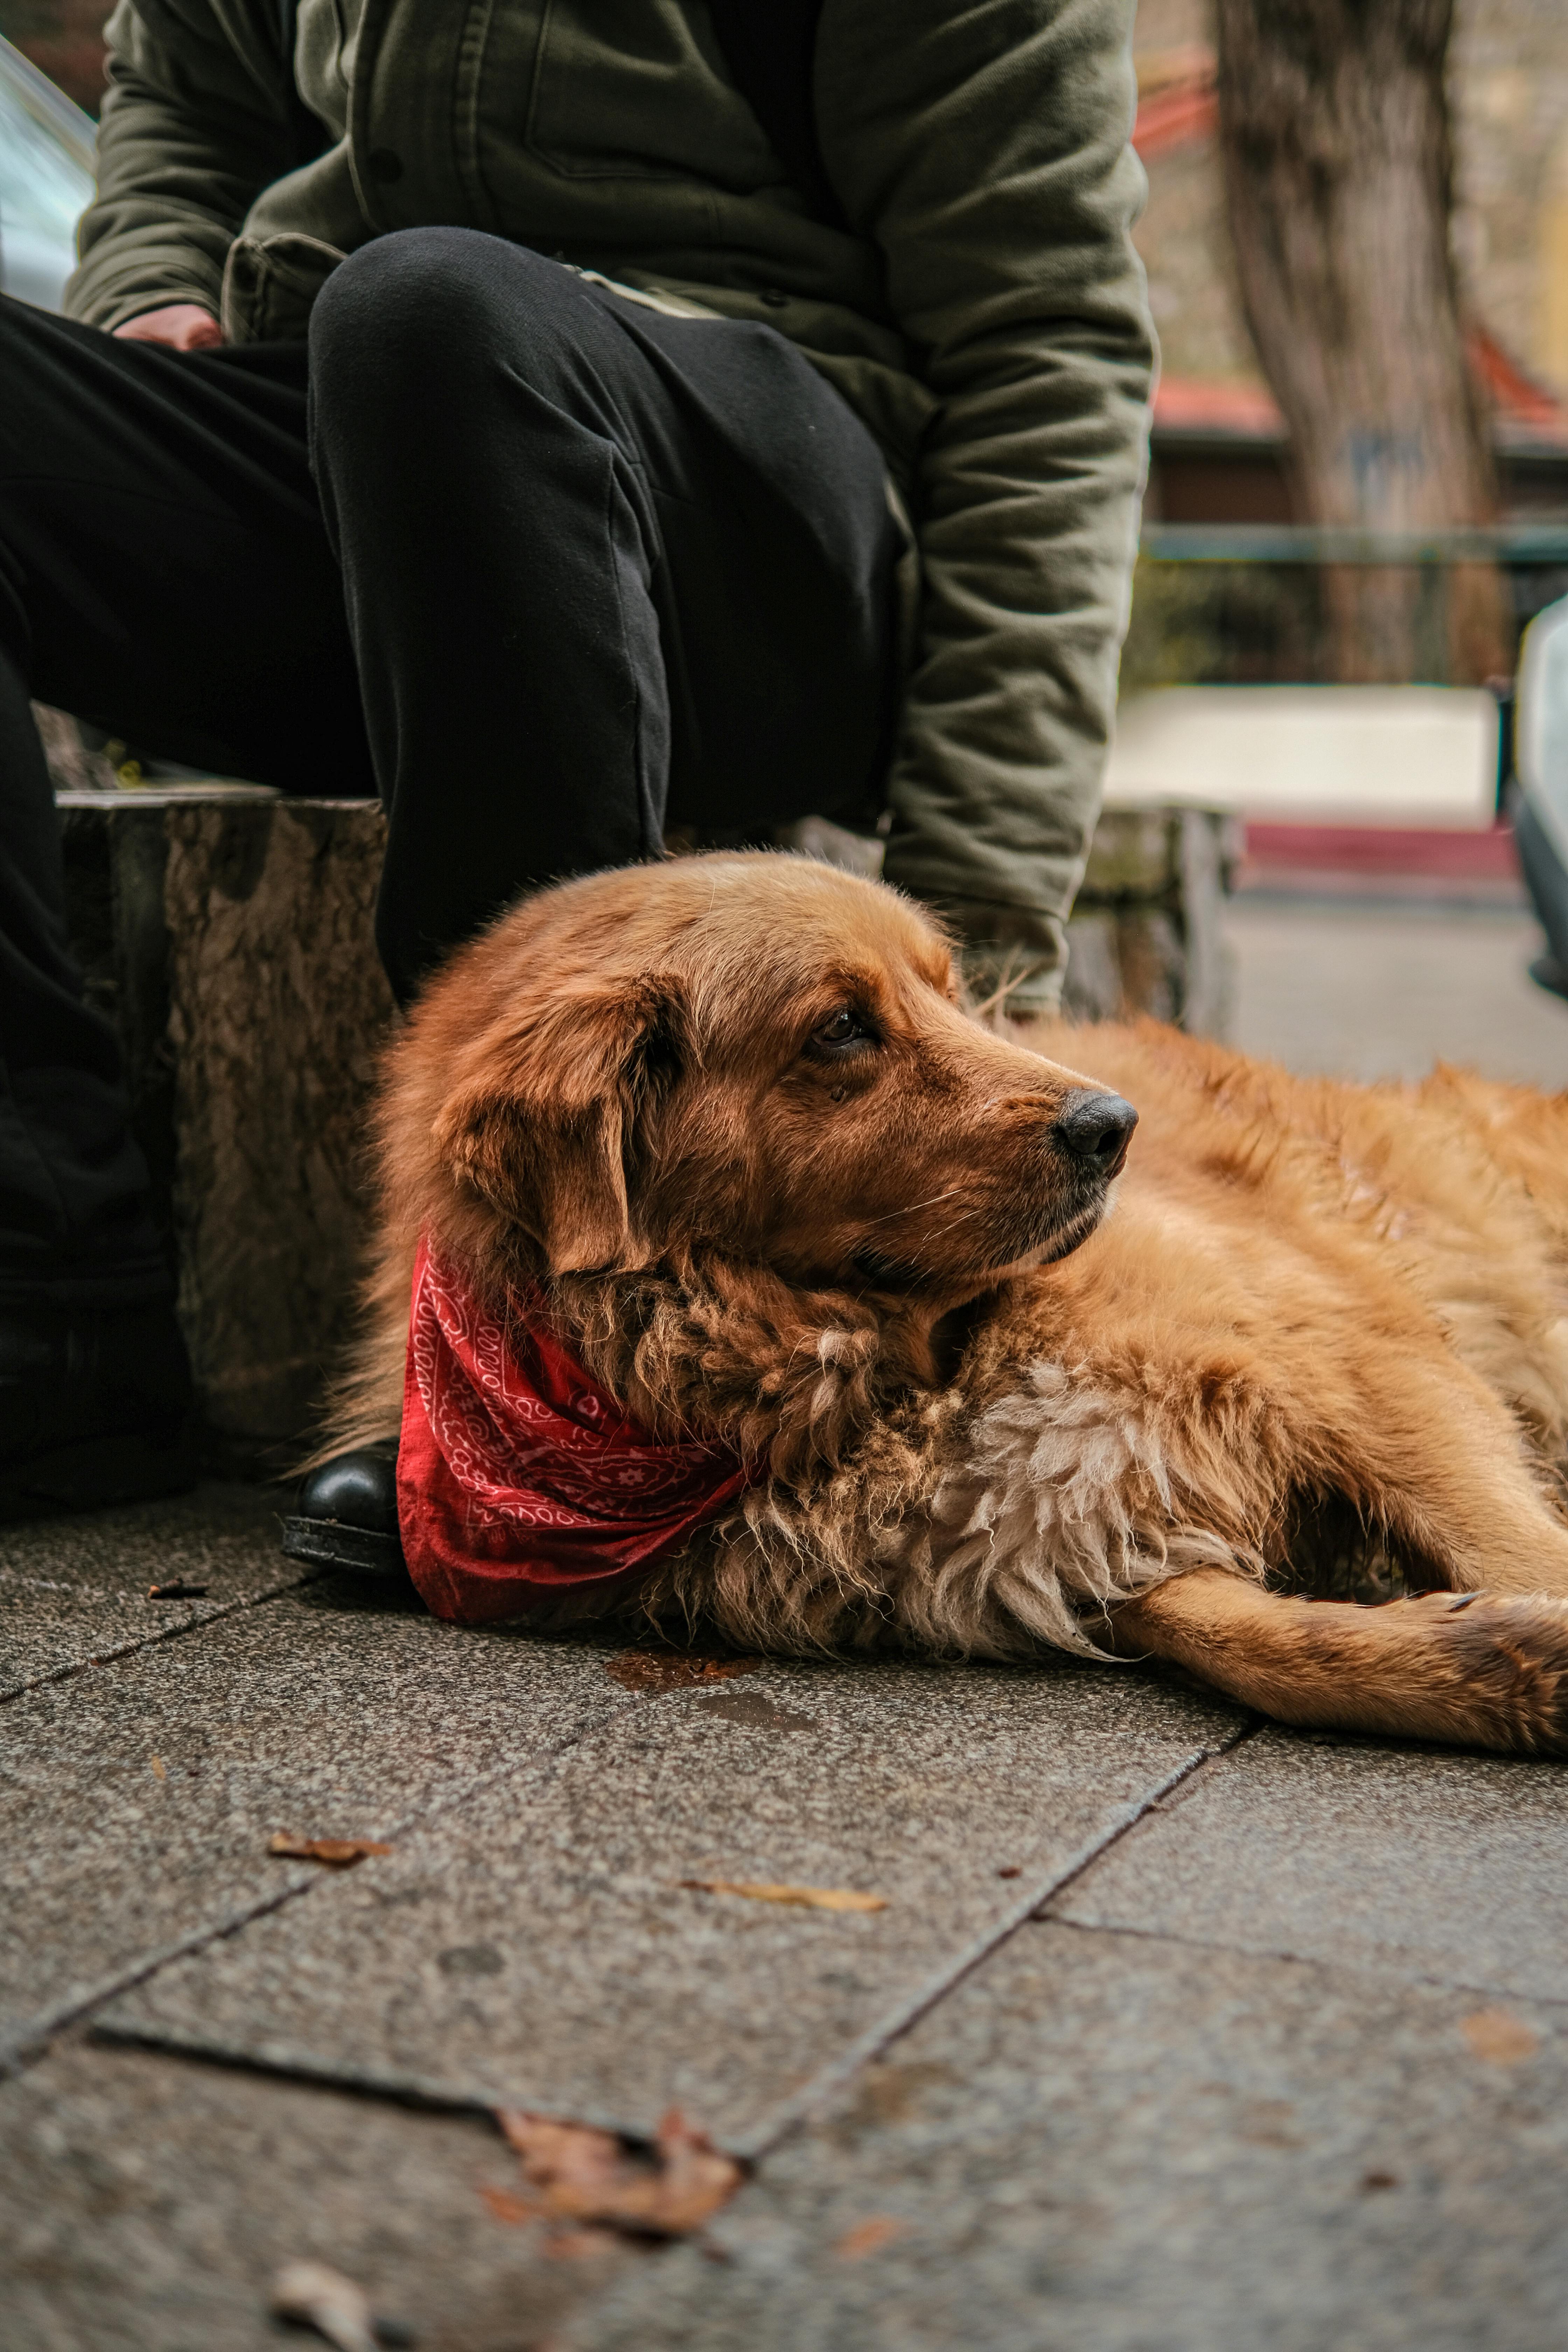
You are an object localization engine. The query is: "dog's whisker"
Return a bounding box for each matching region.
[856,1183,970,1231]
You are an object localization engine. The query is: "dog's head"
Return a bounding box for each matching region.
[409,855,1134,1309]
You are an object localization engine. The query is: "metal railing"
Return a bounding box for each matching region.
[1140,524,1568,565]
[1123,525,1568,695]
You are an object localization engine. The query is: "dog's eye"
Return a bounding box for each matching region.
[814,1008,871,1051]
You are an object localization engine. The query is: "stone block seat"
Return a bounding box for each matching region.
[57,788,1230,1457]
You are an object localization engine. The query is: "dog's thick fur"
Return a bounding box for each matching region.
[327,853,1568,1757]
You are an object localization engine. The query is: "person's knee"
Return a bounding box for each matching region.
[310,229,580,420]
[311,229,494,402]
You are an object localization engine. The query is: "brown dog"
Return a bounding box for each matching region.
[327,852,1568,1756]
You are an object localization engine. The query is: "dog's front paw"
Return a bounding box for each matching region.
[1427,1591,1568,1757]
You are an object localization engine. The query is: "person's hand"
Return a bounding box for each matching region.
[113,304,223,351]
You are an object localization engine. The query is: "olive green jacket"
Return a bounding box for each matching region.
[66,0,1154,1007]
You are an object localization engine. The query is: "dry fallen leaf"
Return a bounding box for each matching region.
[478,2183,541,2225]
[268,1833,393,1868]
[269,2259,380,2352]
[1461,2007,1539,2066]
[834,2215,906,2260]
[496,2107,742,2238]
[542,2225,624,2259]
[679,1878,888,1913]
[605,1649,761,1693]
[478,2182,622,2257]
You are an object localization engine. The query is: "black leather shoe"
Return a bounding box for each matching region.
[282,1440,406,1576]
[0,1296,197,1521]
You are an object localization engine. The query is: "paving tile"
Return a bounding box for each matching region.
[1048,1728,1568,2002]
[0,2034,633,2352]
[0,1484,309,1701]
[566,1922,1568,2352]
[97,1661,1241,2148]
[0,1577,631,2064]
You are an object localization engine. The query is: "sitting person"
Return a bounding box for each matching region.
[0,0,1154,1518]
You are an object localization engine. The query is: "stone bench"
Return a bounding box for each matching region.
[58,790,1230,1457]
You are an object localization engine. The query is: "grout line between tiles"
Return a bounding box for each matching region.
[9,1669,1262,2165]
[83,2021,605,2131]
[0,1874,321,2081]
[0,1562,323,1708]
[85,1731,1259,2153]
[1040,1907,1568,2011]
[6,1684,646,2081]
[728,1715,1260,2164]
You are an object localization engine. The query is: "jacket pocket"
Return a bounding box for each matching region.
[525,0,768,186]
[222,233,348,344]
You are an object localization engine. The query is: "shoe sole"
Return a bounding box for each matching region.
[281,1514,407,1577]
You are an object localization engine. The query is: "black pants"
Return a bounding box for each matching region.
[0,228,900,1307]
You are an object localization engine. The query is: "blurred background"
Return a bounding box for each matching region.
[1119,0,1568,1090]
[0,0,104,114]
[5,0,1568,1090]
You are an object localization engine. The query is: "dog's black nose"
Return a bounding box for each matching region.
[1053,1090,1138,1168]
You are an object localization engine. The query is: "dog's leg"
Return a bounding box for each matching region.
[1312,1352,1568,1601]
[1109,1568,1568,1756]
[1374,1443,1568,1601]
[1107,1368,1568,1752]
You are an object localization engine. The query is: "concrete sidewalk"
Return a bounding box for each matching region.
[5,1487,1567,2351]
[5,896,1568,2352]
[1225,892,1568,1089]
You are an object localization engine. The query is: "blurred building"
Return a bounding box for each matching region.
[1134,0,1568,523]
[0,0,104,114]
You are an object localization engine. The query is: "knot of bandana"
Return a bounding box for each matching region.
[397,1236,755,1623]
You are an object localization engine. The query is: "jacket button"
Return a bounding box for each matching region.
[366,147,403,182]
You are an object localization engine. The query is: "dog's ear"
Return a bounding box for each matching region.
[433,976,687,1274]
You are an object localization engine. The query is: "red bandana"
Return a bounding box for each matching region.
[397,1236,755,1623]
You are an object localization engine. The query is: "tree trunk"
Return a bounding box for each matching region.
[1215,0,1510,684]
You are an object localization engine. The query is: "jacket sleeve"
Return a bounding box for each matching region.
[817,0,1155,1010]
[65,0,287,330]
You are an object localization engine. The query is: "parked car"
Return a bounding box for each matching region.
[0,33,95,312]
[1513,592,1568,999]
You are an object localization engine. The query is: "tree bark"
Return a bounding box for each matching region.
[59,794,396,1460]
[1215,0,1510,683]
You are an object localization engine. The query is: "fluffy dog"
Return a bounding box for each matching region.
[328,852,1568,1756]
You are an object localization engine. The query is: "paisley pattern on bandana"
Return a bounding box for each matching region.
[397,1236,755,1623]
